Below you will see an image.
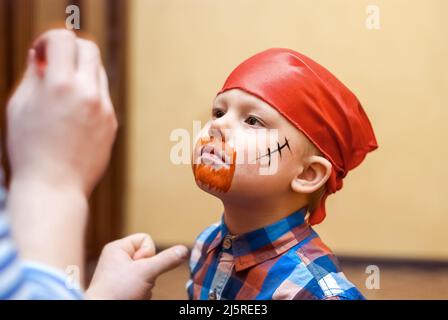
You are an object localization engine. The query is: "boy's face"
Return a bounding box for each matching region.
[192,89,315,202]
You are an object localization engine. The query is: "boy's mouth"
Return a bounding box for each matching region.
[199,144,231,167]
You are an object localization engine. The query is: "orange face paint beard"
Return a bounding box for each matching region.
[192,139,237,193]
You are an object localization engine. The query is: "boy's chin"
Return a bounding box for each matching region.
[194,179,234,199]
[192,160,236,194]
[194,178,259,200]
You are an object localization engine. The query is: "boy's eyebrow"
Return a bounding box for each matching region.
[240,100,279,119]
[229,96,266,113]
[214,93,276,118]
[213,96,227,108]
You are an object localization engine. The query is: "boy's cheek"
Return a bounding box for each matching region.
[229,160,288,190]
[191,132,296,196]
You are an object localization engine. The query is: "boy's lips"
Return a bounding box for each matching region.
[200,144,231,165]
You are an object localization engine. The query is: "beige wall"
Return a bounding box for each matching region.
[126,0,448,260]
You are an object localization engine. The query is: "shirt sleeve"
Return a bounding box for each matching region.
[0,161,83,300]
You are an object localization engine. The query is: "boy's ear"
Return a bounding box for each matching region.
[291,155,332,194]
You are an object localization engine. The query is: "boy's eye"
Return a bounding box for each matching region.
[212,109,225,119]
[245,116,263,127]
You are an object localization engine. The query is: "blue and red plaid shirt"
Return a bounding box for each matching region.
[187,207,365,300]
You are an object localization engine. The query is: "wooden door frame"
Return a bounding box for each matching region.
[0,0,35,183]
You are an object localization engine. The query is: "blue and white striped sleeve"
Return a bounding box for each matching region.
[0,166,83,300]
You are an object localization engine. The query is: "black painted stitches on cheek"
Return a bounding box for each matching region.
[267,148,271,166]
[257,137,292,166]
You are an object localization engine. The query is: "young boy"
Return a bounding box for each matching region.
[187,48,378,300]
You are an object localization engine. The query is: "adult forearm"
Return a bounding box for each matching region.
[8,178,88,281]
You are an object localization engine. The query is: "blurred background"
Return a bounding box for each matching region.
[1,0,447,299]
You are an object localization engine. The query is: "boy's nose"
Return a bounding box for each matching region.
[208,123,226,143]
[208,117,232,142]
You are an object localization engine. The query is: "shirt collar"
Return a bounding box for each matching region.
[206,207,311,271]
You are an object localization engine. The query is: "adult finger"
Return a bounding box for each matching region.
[75,38,101,100]
[6,49,40,112]
[99,66,114,112]
[32,29,77,86]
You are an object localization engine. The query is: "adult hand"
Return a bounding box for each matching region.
[6,29,117,276]
[7,29,117,196]
[86,234,189,299]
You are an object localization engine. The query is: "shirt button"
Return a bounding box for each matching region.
[222,236,232,250]
[208,290,217,300]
